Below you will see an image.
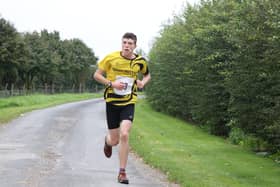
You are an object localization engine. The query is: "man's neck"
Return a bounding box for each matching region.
[121,51,136,60]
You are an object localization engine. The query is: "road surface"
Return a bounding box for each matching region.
[0,98,177,187]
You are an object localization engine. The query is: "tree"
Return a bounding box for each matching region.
[226,0,280,151]
[60,39,97,92]
[0,17,27,91]
[147,15,192,120]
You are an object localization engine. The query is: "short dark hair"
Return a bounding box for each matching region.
[122,32,137,44]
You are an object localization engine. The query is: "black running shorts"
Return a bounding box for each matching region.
[106,103,135,129]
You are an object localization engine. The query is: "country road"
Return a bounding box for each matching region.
[0,98,177,187]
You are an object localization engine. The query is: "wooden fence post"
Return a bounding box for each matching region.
[44,83,48,94]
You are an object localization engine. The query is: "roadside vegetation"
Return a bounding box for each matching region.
[0,18,99,96]
[147,0,280,159]
[0,94,279,187]
[131,100,280,187]
[0,93,100,124]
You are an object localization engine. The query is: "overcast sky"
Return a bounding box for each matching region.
[0,0,199,59]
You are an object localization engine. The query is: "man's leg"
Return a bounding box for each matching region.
[104,128,119,158]
[119,120,132,169]
[117,120,132,184]
[104,103,121,158]
[106,128,120,146]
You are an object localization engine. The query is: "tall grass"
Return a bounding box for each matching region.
[131,101,280,187]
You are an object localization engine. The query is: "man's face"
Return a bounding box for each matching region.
[121,38,136,54]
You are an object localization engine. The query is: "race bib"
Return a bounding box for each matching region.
[113,76,134,95]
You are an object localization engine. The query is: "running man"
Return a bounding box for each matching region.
[94,32,151,184]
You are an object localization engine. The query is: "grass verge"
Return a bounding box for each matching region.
[0,93,101,124]
[131,100,280,187]
[1,95,279,187]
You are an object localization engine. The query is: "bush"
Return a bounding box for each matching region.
[243,136,270,152]
[229,127,271,152]
[229,127,246,145]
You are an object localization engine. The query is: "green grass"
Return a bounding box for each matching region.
[0,93,101,124]
[1,95,279,186]
[131,101,280,187]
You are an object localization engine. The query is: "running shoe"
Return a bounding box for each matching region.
[104,136,112,158]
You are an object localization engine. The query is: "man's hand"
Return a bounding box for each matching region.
[112,81,127,90]
[136,80,145,89]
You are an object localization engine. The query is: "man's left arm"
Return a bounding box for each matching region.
[137,73,151,89]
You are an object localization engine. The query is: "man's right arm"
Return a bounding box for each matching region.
[94,69,111,86]
[94,69,126,90]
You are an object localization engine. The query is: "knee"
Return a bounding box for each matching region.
[110,138,119,146]
[107,135,119,146]
[120,131,129,142]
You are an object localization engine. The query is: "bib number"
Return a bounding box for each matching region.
[113,76,134,95]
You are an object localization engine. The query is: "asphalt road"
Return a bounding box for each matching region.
[0,98,176,187]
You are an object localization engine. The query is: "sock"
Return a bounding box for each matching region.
[119,168,126,173]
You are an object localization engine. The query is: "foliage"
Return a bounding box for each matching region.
[0,17,98,93]
[147,16,192,120]
[146,0,280,152]
[225,0,280,152]
[0,18,27,89]
[229,127,246,145]
[131,101,280,187]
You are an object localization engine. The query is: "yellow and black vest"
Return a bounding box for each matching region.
[97,51,149,106]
